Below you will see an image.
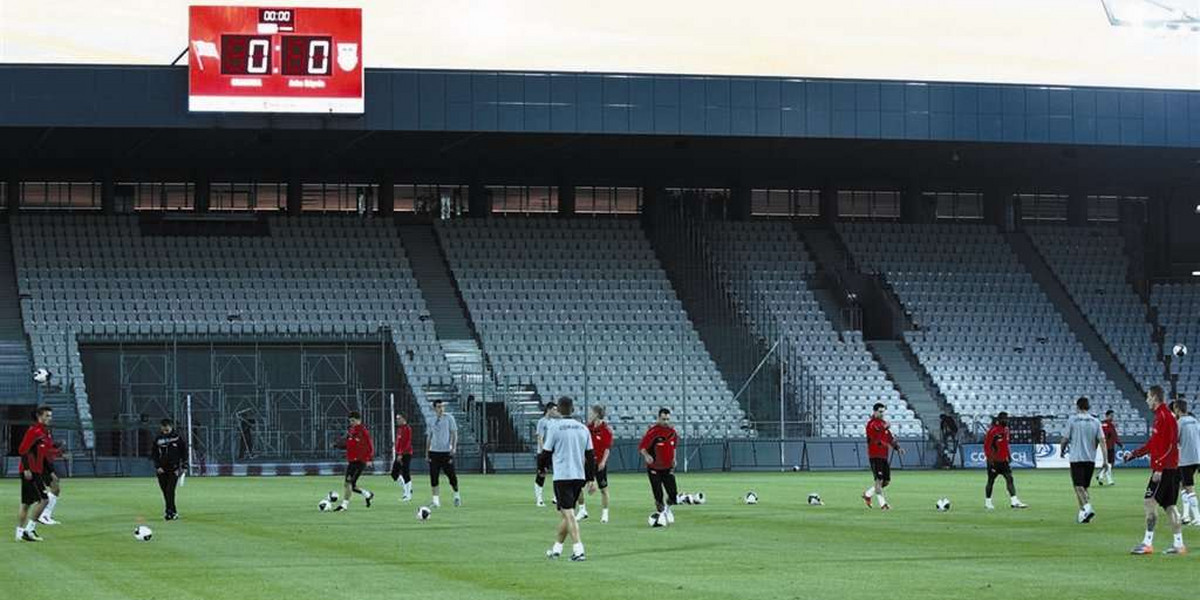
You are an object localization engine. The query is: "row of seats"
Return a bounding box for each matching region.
[13,214,457,435]
[1028,225,1163,391]
[702,221,924,437]
[1151,283,1200,403]
[840,222,1146,435]
[439,219,751,439]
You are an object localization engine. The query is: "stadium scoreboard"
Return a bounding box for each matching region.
[188,6,363,113]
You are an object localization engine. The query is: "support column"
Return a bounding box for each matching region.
[984,187,1016,231]
[900,185,936,224]
[286,178,302,214]
[468,181,491,217]
[194,178,211,213]
[557,184,576,216]
[819,185,837,224]
[1067,190,1088,225]
[730,184,752,222]
[377,175,394,215]
[6,178,18,213]
[100,177,116,214]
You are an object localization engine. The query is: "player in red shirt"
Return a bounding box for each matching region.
[576,404,613,524]
[1126,386,1185,555]
[1097,410,1124,486]
[389,413,414,502]
[639,408,679,524]
[15,406,53,542]
[863,403,904,510]
[983,412,1028,510]
[334,411,375,511]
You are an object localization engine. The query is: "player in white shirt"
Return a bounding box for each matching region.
[534,401,559,507]
[538,397,596,562]
[1174,400,1200,525]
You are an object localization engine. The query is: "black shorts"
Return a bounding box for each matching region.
[595,468,608,490]
[390,454,412,481]
[429,451,457,487]
[869,458,891,484]
[553,480,585,511]
[21,475,48,506]
[1070,462,1095,488]
[1145,469,1182,508]
[987,461,1012,476]
[1181,465,1197,488]
[344,461,366,486]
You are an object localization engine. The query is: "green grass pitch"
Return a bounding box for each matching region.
[5,470,1195,600]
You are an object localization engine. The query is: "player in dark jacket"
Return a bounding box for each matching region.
[152,419,189,521]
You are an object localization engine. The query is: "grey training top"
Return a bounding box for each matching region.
[536,416,555,442]
[427,413,458,452]
[542,418,593,482]
[1063,413,1103,463]
[1179,414,1200,467]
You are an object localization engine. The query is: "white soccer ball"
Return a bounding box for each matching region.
[807,493,824,506]
[791,465,802,472]
[647,512,667,527]
[318,499,331,512]
[744,491,759,505]
[694,492,706,505]
[936,498,952,512]
[1174,343,1189,358]
[678,494,693,505]
[133,525,153,541]
[32,368,50,384]
[416,506,432,521]
[327,491,340,503]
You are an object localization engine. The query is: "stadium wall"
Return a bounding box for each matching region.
[1,65,1198,148]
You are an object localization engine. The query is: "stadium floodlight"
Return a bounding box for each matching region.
[1101,0,1200,31]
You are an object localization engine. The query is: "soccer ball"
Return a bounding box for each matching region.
[791,465,801,472]
[32,368,50,384]
[133,525,153,541]
[744,491,759,505]
[694,492,706,505]
[416,506,432,521]
[318,499,332,512]
[807,493,824,506]
[935,498,952,512]
[678,494,694,505]
[1173,343,1189,358]
[327,491,340,503]
[647,512,667,527]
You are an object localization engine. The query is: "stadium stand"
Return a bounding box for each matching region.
[702,221,924,438]
[839,223,1147,436]
[1027,225,1163,391]
[1150,283,1200,403]
[436,217,748,440]
[0,225,37,406]
[11,214,456,445]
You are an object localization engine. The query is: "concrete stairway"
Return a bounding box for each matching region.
[1006,230,1149,419]
[868,340,954,440]
[400,224,536,450]
[398,225,474,341]
[800,225,913,339]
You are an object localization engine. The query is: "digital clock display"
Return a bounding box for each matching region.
[189,6,363,113]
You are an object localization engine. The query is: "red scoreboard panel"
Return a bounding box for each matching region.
[188,6,363,113]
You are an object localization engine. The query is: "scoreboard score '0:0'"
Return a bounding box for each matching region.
[188,6,363,113]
